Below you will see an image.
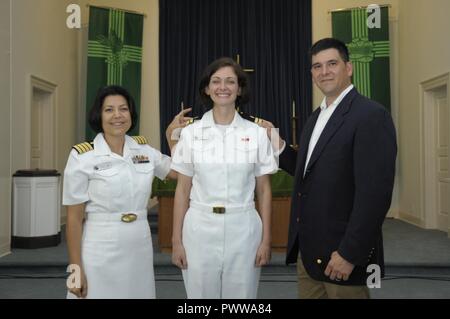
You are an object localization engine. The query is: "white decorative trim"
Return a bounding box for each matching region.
[387,208,399,219]
[78,25,88,141]
[29,75,58,169]
[0,243,11,258]
[60,212,67,226]
[419,73,450,235]
[398,211,425,228]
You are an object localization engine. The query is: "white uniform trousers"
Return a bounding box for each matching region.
[182,201,263,299]
[67,210,155,299]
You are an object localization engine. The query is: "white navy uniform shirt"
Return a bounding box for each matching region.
[63,133,171,213]
[171,110,278,206]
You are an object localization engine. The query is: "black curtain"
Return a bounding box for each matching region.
[159,0,312,154]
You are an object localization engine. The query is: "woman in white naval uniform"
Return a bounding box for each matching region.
[170,58,278,299]
[63,86,189,299]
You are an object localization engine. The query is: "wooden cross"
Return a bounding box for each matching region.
[236,54,254,73]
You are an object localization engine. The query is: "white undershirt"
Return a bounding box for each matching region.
[216,124,230,135]
[303,84,354,176]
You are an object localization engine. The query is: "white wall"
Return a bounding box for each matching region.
[397,0,450,226]
[0,0,11,257]
[11,0,80,223]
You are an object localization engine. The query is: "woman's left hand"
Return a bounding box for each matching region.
[255,242,271,267]
[166,107,193,142]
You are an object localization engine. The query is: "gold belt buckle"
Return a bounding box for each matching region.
[121,213,138,223]
[212,206,225,214]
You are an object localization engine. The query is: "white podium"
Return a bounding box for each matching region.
[12,169,61,248]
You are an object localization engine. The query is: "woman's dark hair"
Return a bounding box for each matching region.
[309,37,350,63]
[88,85,138,133]
[198,57,250,109]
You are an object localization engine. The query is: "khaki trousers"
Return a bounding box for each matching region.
[296,258,370,299]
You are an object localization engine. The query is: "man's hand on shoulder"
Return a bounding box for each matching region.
[256,119,286,154]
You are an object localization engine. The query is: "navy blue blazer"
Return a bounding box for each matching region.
[280,88,397,285]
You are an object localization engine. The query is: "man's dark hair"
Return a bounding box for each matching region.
[88,85,138,133]
[198,57,250,109]
[309,38,350,63]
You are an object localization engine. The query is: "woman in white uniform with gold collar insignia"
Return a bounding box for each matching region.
[63,85,190,299]
[169,58,278,299]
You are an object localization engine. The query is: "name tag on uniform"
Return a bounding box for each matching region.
[194,135,209,141]
[132,155,150,164]
[94,162,113,171]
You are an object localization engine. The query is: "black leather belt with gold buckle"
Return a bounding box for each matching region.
[212,206,225,214]
[121,213,138,223]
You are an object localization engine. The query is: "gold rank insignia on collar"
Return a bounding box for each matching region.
[236,108,262,124]
[132,155,150,164]
[132,136,148,145]
[186,117,199,126]
[72,142,94,154]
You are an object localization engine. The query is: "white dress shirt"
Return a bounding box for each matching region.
[304,84,354,176]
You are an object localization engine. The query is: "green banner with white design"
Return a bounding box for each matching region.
[332,6,391,111]
[86,6,143,140]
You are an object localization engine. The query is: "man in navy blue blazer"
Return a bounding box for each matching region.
[261,38,397,298]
